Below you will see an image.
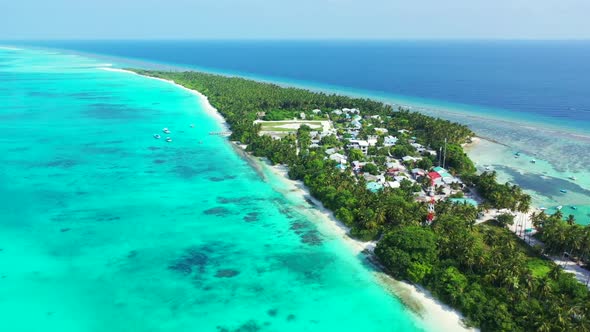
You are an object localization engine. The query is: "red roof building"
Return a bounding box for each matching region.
[428,172,441,180]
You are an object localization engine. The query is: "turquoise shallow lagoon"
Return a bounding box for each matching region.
[0,48,427,331]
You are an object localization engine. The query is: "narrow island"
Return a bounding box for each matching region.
[131,69,590,331]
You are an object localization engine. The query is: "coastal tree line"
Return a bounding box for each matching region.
[132,69,590,331]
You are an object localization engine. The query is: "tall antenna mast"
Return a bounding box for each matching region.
[442,138,447,169]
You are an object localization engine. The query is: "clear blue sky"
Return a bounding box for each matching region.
[2,0,589,40]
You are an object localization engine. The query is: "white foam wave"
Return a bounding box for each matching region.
[0,46,23,51]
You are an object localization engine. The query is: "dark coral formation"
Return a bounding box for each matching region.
[300,230,323,246]
[168,247,209,276]
[203,207,232,217]
[243,212,259,222]
[215,269,240,278]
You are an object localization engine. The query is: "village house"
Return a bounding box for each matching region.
[342,108,360,114]
[367,135,378,146]
[383,136,398,146]
[351,160,366,172]
[329,153,347,164]
[366,182,383,193]
[325,147,338,155]
[402,155,422,163]
[424,149,437,156]
[348,139,370,154]
[385,181,401,189]
[411,168,426,178]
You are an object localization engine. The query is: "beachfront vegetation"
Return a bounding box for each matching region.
[534,210,590,267]
[470,171,532,212]
[132,69,590,331]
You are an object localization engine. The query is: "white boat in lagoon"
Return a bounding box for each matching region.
[153,134,161,139]
[162,127,171,134]
[165,137,172,142]
[569,176,577,181]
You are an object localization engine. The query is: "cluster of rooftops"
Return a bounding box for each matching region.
[265,107,479,206]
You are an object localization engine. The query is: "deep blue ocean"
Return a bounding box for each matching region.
[13,40,590,130]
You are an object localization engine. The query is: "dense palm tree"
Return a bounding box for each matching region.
[567,214,576,226]
[537,277,553,297]
[549,265,562,280]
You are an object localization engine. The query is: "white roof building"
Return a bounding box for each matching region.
[325,148,338,155]
[329,153,347,164]
[402,156,422,163]
[386,181,401,189]
[348,139,370,154]
[394,175,408,182]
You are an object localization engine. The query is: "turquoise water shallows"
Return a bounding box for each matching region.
[464,138,590,225]
[0,48,425,331]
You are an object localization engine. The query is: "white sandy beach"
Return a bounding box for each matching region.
[263,162,474,332]
[125,68,475,332]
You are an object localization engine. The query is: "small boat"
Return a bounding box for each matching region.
[530,159,536,164]
[165,137,172,142]
[163,128,171,134]
[571,206,578,210]
[153,134,161,139]
[557,205,563,210]
[190,124,195,128]
[514,152,521,156]
[540,207,547,211]
[560,189,568,194]
[569,176,577,181]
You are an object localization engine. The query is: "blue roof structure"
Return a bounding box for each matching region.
[366,182,383,193]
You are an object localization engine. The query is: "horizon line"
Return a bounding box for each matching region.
[3,37,590,43]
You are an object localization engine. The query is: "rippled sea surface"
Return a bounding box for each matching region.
[0,48,423,331]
